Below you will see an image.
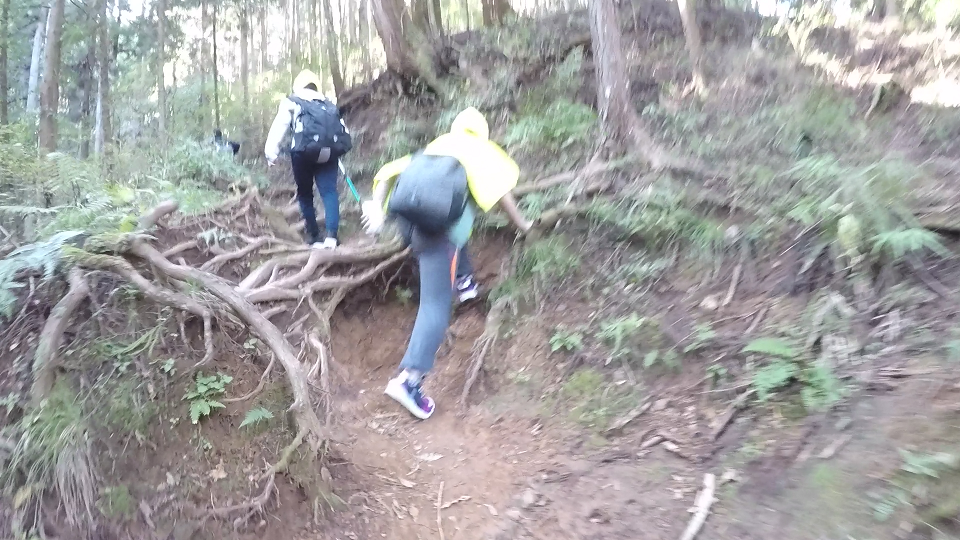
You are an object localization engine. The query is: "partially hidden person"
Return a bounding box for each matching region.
[361,107,534,420]
[212,129,240,156]
[264,69,352,249]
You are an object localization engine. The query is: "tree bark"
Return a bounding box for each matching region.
[677,0,705,92]
[94,0,111,155]
[240,0,249,108]
[481,0,512,26]
[27,8,48,115]
[79,42,95,157]
[157,0,167,138]
[0,0,10,125]
[589,0,667,168]
[371,0,441,92]
[359,0,372,80]
[212,1,221,130]
[322,0,345,96]
[39,0,65,153]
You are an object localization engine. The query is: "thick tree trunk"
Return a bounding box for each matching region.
[240,0,249,108]
[589,0,667,168]
[0,0,10,125]
[27,7,49,115]
[39,0,65,153]
[157,0,167,138]
[359,0,372,80]
[212,2,221,130]
[481,0,512,26]
[677,0,705,92]
[322,0,345,96]
[94,0,111,155]
[371,0,441,92]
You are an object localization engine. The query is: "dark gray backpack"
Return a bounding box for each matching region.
[388,154,469,235]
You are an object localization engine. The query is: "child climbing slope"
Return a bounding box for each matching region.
[361,107,534,420]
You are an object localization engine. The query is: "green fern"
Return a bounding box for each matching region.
[0,231,84,319]
[753,359,798,401]
[239,407,274,429]
[183,372,233,425]
[871,228,949,259]
[742,337,798,359]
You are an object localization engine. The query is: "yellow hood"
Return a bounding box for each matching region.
[449,107,490,140]
[293,69,322,91]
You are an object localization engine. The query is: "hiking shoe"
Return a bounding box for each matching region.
[312,237,338,250]
[456,275,479,303]
[385,374,435,420]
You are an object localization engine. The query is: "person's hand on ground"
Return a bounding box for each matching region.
[361,200,385,235]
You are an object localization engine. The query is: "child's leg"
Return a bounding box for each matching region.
[386,236,456,419]
[455,245,478,301]
[455,246,474,279]
[313,158,340,242]
[291,154,321,244]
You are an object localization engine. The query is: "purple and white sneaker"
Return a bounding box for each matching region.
[385,372,435,420]
[456,275,479,303]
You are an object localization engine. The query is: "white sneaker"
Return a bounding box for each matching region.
[313,237,337,250]
[385,373,435,420]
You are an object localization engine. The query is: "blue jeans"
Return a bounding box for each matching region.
[399,231,463,375]
[291,154,339,242]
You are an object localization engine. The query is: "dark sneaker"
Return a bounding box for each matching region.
[385,373,435,420]
[456,275,479,303]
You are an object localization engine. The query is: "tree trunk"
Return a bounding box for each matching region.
[430,0,443,35]
[677,0,705,92]
[589,0,666,168]
[157,0,167,138]
[212,1,221,130]
[371,0,441,91]
[481,0,512,26]
[240,0,249,108]
[0,0,10,125]
[884,0,899,20]
[39,0,65,153]
[94,0,111,155]
[322,0,345,96]
[461,0,470,30]
[260,2,267,75]
[79,40,95,157]
[26,7,49,115]
[359,0,372,80]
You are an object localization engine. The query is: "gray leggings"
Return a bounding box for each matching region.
[399,234,473,375]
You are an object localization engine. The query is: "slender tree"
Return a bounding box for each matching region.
[677,0,705,93]
[212,0,221,129]
[94,0,111,154]
[26,7,49,114]
[240,0,249,107]
[0,0,10,125]
[157,0,167,138]
[589,0,666,167]
[359,0,372,80]
[322,0,345,95]
[481,0,512,26]
[38,0,65,152]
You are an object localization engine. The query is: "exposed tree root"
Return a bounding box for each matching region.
[31,267,89,404]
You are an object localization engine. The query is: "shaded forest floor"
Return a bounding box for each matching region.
[4,3,960,540]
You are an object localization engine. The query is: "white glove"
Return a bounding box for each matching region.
[361,200,385,235]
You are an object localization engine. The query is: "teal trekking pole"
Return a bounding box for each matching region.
[339,161,362,203]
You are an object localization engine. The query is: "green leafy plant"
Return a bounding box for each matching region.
[550,327,584,353]
[183,372,233,424]
[684,323,716,353]
[899,449,959,478]
[597,314,647,358]
[871,228,949,259]
[239,407,274,429]
[744,337,799,401]
[0,231,84,319]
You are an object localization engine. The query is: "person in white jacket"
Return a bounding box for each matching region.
[264,69,351,249]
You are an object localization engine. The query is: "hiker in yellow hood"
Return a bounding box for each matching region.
[361,107,533,420]
[265,69,352,249]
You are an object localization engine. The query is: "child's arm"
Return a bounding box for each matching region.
[497,191,533,233]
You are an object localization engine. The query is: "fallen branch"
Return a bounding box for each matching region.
[200,237,271,272]
[223,355,276,404]
[31,267,89,404]
[436,481,445,540]
[162,240,199,259]
[137,199,179,230]
[123,237,328,449]
[710,389,755,441]
[721,263,742,307]
[603,401,651,436]
[679,473,716,540]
